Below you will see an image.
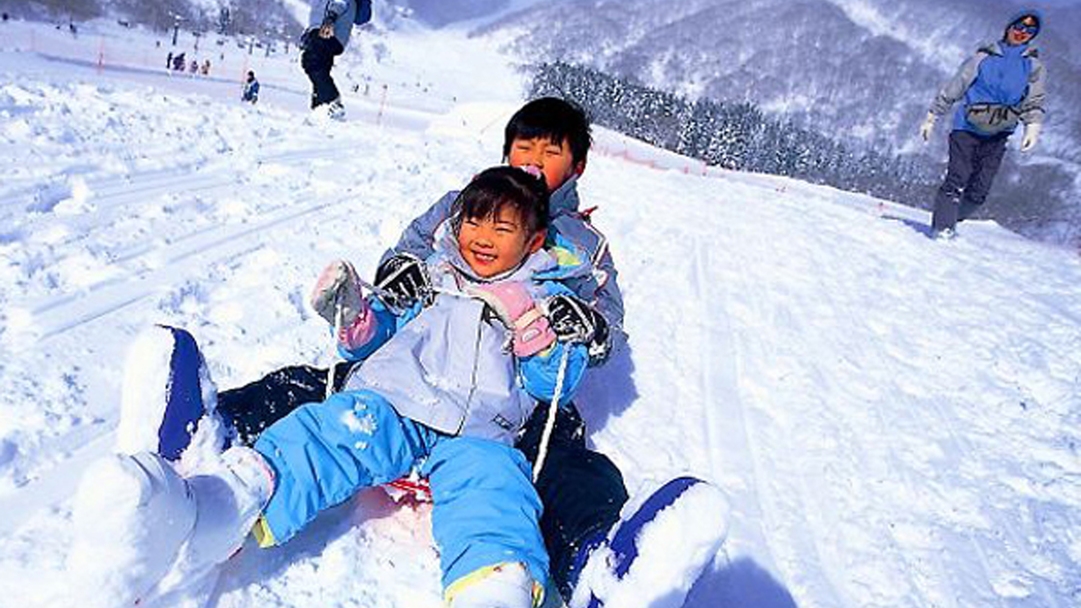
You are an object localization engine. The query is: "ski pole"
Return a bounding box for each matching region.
[532,343,571,483]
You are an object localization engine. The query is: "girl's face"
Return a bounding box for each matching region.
[457,205,545,278]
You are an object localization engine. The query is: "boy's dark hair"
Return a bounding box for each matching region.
[452,166,550,237]
[502,97,592,166]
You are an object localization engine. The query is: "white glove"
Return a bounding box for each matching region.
[1020,122,1041,152]
[919,112,936,142]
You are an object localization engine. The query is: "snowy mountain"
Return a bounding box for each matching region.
[10,1,1080,244]
[477,0,1081,244]
[481,0,1080,156]
[2,15,1081,608]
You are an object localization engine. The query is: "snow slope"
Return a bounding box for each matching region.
[1,17,1080,608]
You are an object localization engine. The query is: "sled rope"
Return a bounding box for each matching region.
[354,276,406,314]
[327,299,344,400]
[354,275,468,314]
[533,343,572,482]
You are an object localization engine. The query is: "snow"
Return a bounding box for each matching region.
[2,14,1081,608]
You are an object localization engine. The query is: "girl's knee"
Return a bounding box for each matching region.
[427,438,530,485]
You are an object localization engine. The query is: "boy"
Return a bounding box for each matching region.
[71,167,591,608]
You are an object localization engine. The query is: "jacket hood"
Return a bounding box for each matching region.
[549,175,581,215]
[430,227,560,285]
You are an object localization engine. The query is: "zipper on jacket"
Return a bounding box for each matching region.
[458,306,485,433]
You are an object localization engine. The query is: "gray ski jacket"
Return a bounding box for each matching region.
[929,35,1046,135]
[346,231,589,445]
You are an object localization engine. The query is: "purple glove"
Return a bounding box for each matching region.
[471,282,556,357]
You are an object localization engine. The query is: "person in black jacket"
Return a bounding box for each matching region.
[300,0,372,119]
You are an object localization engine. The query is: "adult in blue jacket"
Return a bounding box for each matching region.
[301,0,372,118]
[919,10,1047,238]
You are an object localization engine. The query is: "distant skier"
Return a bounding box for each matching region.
[242,70,260,104]
[172,52,185,71]
[919,10,1047,239]
[300,0,372,120]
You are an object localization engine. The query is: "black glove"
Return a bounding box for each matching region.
[546,294,611,364]
[375,253,434,310]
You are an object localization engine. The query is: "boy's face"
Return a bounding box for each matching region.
[457,206,546,278]
[507,136,584,192]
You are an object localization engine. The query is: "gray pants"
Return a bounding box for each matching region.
[931,130,1009,232]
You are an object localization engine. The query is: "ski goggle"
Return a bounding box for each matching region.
[1010,17,1038,36]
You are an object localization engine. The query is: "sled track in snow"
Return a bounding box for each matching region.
[15,144,359,342]
[0,142,368,535]
[708,235,854,608]
[689,235,793,594]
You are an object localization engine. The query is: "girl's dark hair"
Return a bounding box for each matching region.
[451,166,550,236]
[502,97,592,166]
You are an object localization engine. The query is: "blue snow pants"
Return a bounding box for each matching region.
[252,389,548,591]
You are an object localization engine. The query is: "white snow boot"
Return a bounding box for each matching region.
[68,452,197,608]
[306,98,346,124]
[933,227,957,241]
[325,97,346,121]
[68,446,273,607]
[144,446,275,604]
[116,324,229,467]
[447,562,539,608]
[569,476,730,608]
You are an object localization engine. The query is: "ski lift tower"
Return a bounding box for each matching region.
[171,14,184,46]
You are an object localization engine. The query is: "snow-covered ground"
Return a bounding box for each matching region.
[2,16,1080,608]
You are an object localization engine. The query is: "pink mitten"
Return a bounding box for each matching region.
[310,260,364,326]
[337,304,376,350]
[471,282,556,357]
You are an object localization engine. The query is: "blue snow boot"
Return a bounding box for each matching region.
[568,476,730,608]
[116,325,230,463]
